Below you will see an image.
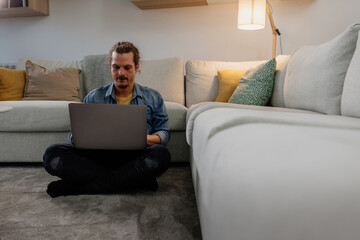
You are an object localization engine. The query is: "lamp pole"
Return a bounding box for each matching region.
[266,1,281,58]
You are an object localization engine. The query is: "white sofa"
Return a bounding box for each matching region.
[0,56,189,162]
[186,23,360,240]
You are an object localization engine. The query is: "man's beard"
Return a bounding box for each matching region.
[118,84,128,89]
[116,76,129,88]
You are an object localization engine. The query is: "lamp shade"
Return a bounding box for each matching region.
[238,0,266,30]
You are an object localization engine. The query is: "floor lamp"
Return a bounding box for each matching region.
[237,0,280,58]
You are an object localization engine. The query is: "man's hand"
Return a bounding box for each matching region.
[147,134,161,146]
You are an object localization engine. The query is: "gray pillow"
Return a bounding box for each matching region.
[228,58,276,106]
[284,23,360,115]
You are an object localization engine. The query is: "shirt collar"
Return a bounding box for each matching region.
[105,83,115,99]
[133,83,143,99]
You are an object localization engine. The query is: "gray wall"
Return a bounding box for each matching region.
[1,0,360,63]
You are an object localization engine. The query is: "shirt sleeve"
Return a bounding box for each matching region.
[151,95,171,146]
[67,132,73,145]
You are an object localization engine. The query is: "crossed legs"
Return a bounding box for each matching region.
[43,143,171,197]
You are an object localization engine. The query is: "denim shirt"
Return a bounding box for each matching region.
[68,82,170,146]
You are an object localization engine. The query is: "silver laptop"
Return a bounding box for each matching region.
[68,103,147,150]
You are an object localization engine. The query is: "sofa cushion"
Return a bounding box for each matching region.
[137,58,185,105]
[215,69,247,102]
[341,31,360,118]
[228,58,276,106]
[22,61,81,102]
[191,115,360,240]
[185,55,290,108]
[0,101,186,132]
[284,23,360,115]
[0,101,73,131]
[0,68,26,101]
[186,102,320,146]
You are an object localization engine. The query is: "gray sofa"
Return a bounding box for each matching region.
[185,23,360,240]
[0,56,189,163]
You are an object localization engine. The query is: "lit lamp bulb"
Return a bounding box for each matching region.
[238,0,266,30]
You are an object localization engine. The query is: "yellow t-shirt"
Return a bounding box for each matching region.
[115,93,133,105]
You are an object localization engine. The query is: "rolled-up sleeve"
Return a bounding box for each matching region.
[151,97,170,146]
[67,132,73,145]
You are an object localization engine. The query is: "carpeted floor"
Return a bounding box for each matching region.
[0,163,201,240]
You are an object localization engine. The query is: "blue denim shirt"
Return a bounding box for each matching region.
[68,82,170,146]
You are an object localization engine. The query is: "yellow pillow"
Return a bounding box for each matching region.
[0,67,26,101]
[215,69,247,102]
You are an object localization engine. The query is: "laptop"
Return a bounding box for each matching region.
[68,103,147,150]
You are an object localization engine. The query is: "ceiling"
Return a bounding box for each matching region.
[207,0,237,4]
[130,0,240,10]
[207,0,288,3]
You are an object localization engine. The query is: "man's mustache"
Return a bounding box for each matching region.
[117,76,128,81]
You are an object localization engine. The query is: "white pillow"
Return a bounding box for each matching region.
[341,31,360,118]
[284,23,360,115]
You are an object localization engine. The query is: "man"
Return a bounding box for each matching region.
[43,42,171,198]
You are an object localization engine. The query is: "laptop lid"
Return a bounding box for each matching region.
[69,103,147,150]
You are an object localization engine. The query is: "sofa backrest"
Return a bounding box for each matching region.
[185,55,290,108]
[81,54,184,104]
[17,56,185,105]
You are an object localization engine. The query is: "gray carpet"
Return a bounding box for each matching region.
[0,164,201,240]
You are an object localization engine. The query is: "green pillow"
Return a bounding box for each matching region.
[228,58,276,106]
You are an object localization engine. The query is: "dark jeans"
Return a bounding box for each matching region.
[43,143,171,190]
